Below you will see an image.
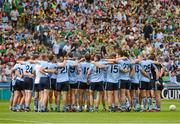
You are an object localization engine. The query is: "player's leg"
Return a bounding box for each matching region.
[25,90,32,112]
[120,80,126,111]
[86,84,91,112]
[89,83,95,112]
[39,77,45,111]
[42,77,50,112]
[106,83,114,112]
[62,91,68,112]
[95,82,104,112]
[49,90,53,111]
[49,78,56,112]
[107,90,113,112]
[68,89,72,111]
[19,90,25,111]
[12,89,20,111]
[101,82,107,111]
[39,87,44,111]
[78,89,84,112]
[131,83,140,111]
[54,90,58,111]
[42,89,50,112]
[146,81,154,111]
[155,90,161,111]
[155,81,163,112]
[24,77,29,111]
[67,87,72,112]
[25,77,33,111]
[68,83,77,112]
[34,90,39,112]
[56,91,61,112]
[150,80,156,111]
[140,82,147,111]
[114,83,120,112]
[71,88,78,111]
[78,82,87,112]
[56,82,62,112]
[61,82,70,112]
[130,83,135,110]
[125,81,132,111]
[88,89,94,112]
[18,81,25,111]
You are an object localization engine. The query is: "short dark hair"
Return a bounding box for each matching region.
[149,54,156,60]
[68,52,73,58]
[85,53,91,61]
[48,55,54,61]
[95,54,101,61]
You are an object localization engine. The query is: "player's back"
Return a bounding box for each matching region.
[118,59,131,80]
[37,60,49,78]
[67,60,77,83]
[89,61,105,83]
[48,62,58,79]
[13,63,26,81]
[77,61,91,83]
[139,59,153,82]
[130,64,141,84]
[24,61,35,75]
[56,60,72,83]
[106,63,120,83]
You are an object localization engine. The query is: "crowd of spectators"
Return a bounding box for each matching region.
[0,0,179,83]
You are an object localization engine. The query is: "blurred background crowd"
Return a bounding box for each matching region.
[0,0,179,83]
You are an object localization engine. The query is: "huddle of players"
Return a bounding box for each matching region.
[10,50,164,112]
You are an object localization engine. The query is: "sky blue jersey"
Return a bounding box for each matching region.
[100,59,107,82]
[48,62,58,79]
[139,59,153,82]
[77,61,91,83]
[68,60,78,84]
[38,60,49,78]
[23,61,35,79]
[13,63,26,81]
[106,64,120,83]
[89,61,106,83]
[56,61,72,83]
[118,59,131,80]
[130,64,142,84]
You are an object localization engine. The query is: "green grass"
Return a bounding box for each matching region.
[0,100,180,124]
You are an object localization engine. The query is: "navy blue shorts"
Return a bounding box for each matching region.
[150,79,156,90]
[34,84,42,92]
[89,82,104,91]
[40,77,50,90]
[14,79,25,91]
[140,81,151,90]
[24,77,34,91]
[78,82,89,90]
[50,78,57,90]
[103,82,107,90]
[70,83,78,89]
[106,82,119,91]
[130,83,139,90]
[120,80,131,90]
[56,82,70,91]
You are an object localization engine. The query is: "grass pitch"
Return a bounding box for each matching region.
[0,100,180,124]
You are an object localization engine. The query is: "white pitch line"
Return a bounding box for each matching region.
[0,118,53,124]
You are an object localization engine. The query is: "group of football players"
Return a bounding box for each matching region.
[9,50,164,112]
